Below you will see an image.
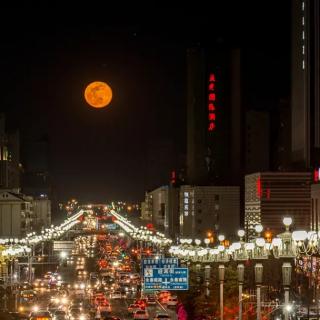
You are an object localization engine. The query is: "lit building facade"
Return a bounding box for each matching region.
[245,172,311,238]
[179,185,240,239]
[0,190,34,237]
[144,186,179,239]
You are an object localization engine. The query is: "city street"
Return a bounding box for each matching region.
[7,227,178,319]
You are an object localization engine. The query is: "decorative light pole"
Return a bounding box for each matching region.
[237,263,245,320]
[204,265,211,297]
[282,262,292,320]
[219,264,225,320]
[254,263,263,320]
[273,217,295,320]
[252,224,267,320]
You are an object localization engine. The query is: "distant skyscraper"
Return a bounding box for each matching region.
[291,0,320,169]
[0,113,20,189]
[245,110,270,174]
[21,135,51,198]
[186,47,243,186]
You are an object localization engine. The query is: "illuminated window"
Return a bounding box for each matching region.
[184,198,188,204]
[302,16,305,25]
[209,74,215,82]
[184,204,188,210]
[302,31,305,40]
[184,211,188,217]
[302,60,305,70]
[184,192,189,197]
[302,45,305,55]
[209,113,216,121]
[302,1,305,10]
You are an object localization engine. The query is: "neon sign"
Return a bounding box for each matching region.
[314,168,320,182]
[208,73,216,131]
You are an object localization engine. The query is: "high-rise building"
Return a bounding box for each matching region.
[186,47,243,186]
[0,190,34,237]
[245,110,270,174]
[21,135,50,198]
[0,114,20,189]
[143,185,179,238]
[271,99,292,171]
[179,185,240,239]
[291,0,320,169]
[245,172,311,239]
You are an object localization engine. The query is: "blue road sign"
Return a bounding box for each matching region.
[144,267,189,290]
[105,223,118,230]
[142,257,179,270]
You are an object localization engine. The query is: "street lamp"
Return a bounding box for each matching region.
[218,264,225,320]
[282,262,292,320]
[254,263,263,320]
[237,264,245,320]
[60,251,67,259]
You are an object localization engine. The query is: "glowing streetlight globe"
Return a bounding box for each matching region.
[84,81,112,108]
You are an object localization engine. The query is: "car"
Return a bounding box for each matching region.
[153,313,171,319]
[29,311,52,320]
[77,269,87,278]
[146,296,156,305]
[133,309,149,319]
[8,312,29,320]
[110,290,122,299]
[128,304,141,314]
[19,282,33,290]
[135,299,147,309]
[167,296,178,307]
[53,310,67,320]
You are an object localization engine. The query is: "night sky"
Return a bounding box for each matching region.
[0,3,291,203]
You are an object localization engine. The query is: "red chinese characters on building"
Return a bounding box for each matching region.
[208,73,217,132]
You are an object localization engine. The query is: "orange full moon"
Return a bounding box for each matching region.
[84,81,113,108]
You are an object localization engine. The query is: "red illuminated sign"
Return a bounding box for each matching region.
[314,168,320,182]
[256,177,262,199]
[170,170,176,185]
[208,73,217,132]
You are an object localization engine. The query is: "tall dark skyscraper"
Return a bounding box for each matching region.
[291,0,320,169]
[21,135,51,198]
[186,47,243,186]
[0,114,20,189]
